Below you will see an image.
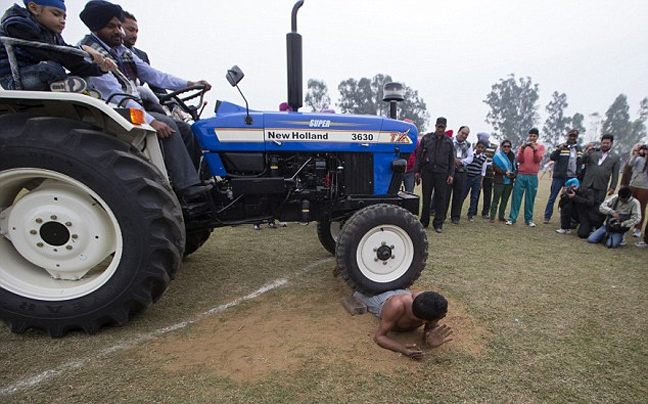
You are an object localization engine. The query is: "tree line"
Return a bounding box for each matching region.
[305,75,429,132]
[484,74,647,156]
[305,73,647,157]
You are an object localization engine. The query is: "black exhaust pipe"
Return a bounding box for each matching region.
[287,1,304,112]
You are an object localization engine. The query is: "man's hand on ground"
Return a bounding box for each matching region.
[402,344,424,360]
[150,120,175,139]
[424,324,454,349]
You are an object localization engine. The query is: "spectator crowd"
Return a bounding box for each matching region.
[407,117,647,249]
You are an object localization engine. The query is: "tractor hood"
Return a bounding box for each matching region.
[193,101,418,154]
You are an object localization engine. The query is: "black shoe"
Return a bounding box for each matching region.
[434,227,442,233]
[452,219,460,225]
[420,221,429,229]
[178,183,213,200]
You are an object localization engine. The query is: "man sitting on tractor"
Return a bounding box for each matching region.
[78,0,212,202]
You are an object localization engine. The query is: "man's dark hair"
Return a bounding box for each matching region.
[601,133,614,142]
[412,291,448,321]
[618,186,632,199]
[123,10,136,21]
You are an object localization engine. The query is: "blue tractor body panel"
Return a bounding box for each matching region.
[193,101,418,195]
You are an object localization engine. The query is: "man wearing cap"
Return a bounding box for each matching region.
[543,128,583,223]
[414,117,455,233]
[506,128,545,227]
[77,0,212,201]
[556,178,600,238]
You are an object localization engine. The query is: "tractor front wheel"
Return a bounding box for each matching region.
[335,204,428,295]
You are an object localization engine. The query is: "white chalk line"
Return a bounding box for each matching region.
[0,257,335,397]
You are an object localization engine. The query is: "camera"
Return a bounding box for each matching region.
[525,142,533,147]
[606,218,622,232]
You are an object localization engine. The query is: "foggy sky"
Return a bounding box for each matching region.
[38,0,648,144]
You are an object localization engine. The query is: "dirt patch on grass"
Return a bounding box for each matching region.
[142,284,491,383]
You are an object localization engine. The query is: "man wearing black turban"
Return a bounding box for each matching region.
[78,0,214,201]
[79,0,124,32]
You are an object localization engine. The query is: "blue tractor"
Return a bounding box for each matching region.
[0,1,427,336]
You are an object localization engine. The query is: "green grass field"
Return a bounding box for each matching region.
[0,177,646,404]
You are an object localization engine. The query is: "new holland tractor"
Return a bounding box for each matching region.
[0,1,428,336]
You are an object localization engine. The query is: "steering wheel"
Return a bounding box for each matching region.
[157,85,208,121]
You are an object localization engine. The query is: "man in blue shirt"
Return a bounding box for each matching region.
[78,0,212,200]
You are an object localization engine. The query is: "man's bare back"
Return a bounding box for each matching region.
[387,293,424,331]
[360,290,453,360]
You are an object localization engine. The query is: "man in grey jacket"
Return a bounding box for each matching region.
[587,186,641,248]
[581,134,621,206]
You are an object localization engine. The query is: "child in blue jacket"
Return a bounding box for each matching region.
[0,0,113,91]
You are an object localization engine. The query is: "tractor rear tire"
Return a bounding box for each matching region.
[183,229,212,258]
[316,220,342,255]
[335,204,427,295]
[0,115,185,336]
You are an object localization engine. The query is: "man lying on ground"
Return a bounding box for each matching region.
[353,289,453,360]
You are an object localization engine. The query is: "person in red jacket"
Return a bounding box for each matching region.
[506,128,545,227]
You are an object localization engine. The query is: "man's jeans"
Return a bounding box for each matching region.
[544,176,572,220]
[463,174,481,218]
[0,61,67,90]
[588,226,623,248]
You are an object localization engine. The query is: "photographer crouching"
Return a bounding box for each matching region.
[587,186,642,248]
[556,178,600,238]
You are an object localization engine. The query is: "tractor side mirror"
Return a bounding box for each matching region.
[226,65,244,87]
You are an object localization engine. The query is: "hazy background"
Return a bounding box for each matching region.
[11,0,647,143]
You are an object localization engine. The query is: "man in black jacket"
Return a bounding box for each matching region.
[556,178,601,238]
[415,117,455,233]
[543,128,583,223]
